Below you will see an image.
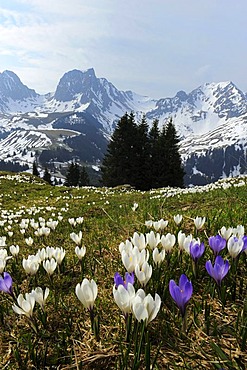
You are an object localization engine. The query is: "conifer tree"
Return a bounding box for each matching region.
[101,112,138,187]
[64,162,80,187]
[78,166,90,186]
[32,161,39,177]
[43,168,52,185]
[148,119,161,188]
[162,119,185,187]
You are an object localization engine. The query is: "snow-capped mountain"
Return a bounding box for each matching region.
[1,67,247,185]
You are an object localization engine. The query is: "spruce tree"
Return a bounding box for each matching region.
[78,166,90,186]
[162,119,185,187]
[148,119,161,188]
[43,168,52,185]
[101,112,138,187]
[132,115,150,190]
[32,161,39,177]
[64,162,80,187]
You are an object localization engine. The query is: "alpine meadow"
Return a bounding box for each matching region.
[0,171,246,369]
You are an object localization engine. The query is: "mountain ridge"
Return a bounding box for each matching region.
[0,67,247,185]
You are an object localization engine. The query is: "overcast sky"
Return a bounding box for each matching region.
[0,0,246,99]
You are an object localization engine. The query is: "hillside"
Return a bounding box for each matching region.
[0,172,246,369]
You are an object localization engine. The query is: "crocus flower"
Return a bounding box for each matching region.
[131,232,146,251]
[219,226,232,240]
[135,262,152,287]
[43,258,57,275]
[113,283,135,316]
[208,235,226,255]
[75,245,86,260]
[146,231,161,250]
[12,293,35,318]
[169,274,193,317]
[174,214,183,225]
[194,216,206,230]
[131,289,161,326]
[227,235,244,258]
[152,247,166,265]
[205,256,230,286]
[0,272,13,296]
[189,241,205,262]
[70,231,83,245]
[160,233,176,253]
[9,245,20,257]
[114,272,134,288]
[31,287,49,310]
[75,278,98,311]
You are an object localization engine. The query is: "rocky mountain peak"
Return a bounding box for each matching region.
[0,70,37,101]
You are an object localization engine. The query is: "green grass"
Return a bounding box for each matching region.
[0,172,246,369]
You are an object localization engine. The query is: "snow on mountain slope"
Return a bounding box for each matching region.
[0,130,52,160]
[179,114,247,160]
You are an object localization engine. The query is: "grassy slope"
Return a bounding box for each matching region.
[0,172,246,369]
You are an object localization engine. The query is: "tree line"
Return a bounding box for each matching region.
[101,113,184,190]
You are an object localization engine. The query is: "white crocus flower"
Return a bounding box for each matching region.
[119,240,133,254]
[135,262,152,287]
[194,216,206,230]
[219,226,233,241]
[43,258,57,275]
[68,218,77,226]
[31,287,49,310]
[46,246,55,259]
[131,232,146,251]
[46,220,58,230]
[121,248,139,273]
[75,278,98,310]
[75,246,86,260]
[36,248,47,261]
[0,259,6,273]
[145,220,153,228]
[174,214,183,225]
[132,203,138,211]
[9,245,20,257]
[0,236,7,247]
[160,233,176,253]
[22,256,40,275]
[113,283,135,316]
[76,217,84,224]
[70,231,83,245]
[146,231,161,250]
[153,219,168,231]
[152,247,166,265]
[227,235,244,258]
[131,289,161,326]
[54,247,66,265]
[12,293,35,318]
[25,237,34,246]
[232,225,245,238]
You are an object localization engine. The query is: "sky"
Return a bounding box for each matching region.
[0,0,247,99]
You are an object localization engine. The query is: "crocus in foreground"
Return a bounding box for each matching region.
[189,241,205,262]
[169,274,193,317]
[131,289,161,326]
[208,235,226,255]
[12,293,35,318]
[75,278,98,311]
[205,256,230,286]
[0,272,14,296]
[114,272,134,288]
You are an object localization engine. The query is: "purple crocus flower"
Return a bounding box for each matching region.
[169,274,193,317]
[242,235,247,252]
[208,235,226,255]
[0,272,13,296]
[205,255,230,286]
[114,272,134,289]
[190,241,205,262]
